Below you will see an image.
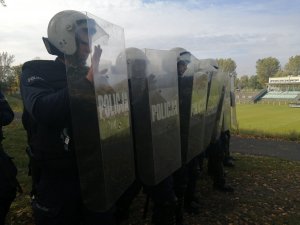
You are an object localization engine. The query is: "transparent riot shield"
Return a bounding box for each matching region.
[185,58,209,163]
[65,12,135,212]
[129,49,181,185]
[213,70,227,140]
[230,73,239,130]
[203,59,224,148]
[222,72,231,132]
[177,56,208,164]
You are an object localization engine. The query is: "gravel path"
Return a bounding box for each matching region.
[231,135,300,161]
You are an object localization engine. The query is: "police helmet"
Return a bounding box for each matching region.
[125,48,148,78]
[43,10,104,56]
[170,47,191,64]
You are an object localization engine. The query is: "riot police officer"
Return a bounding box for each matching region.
[222,72,237,167]
[0,91,19,225]
[170,47,201,223]
[203,65,234,193]
[114,47,178,225]
[20,10,116,225]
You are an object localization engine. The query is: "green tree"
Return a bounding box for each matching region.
[0,52,15,91]
[274,70,289,77]
[284,55,300,76]
[236,75,249,89]
[248,75,263,89]
[256,57,280,86]
[217,58,237,75]
[10,64,23,93]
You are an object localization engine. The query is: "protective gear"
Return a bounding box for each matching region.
[170,47,191,78]
[171,47,191,64]
[203,59,224,149]
[43,10,108,56]
[230,73,238,130]
[124,47,149,95]
[64,13,135,212]
[186,61,209,161]
[127,48,181,186]
[127,47,147,69]
[222,72,231,132]
[125,47,148,70]
[220,71,233,164]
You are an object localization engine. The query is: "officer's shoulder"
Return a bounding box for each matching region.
[22,59,56,71]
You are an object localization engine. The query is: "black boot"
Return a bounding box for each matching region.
[175,196,186,225]
[184,193,201,214]
[152,200,176,225]
[223,158,235,167]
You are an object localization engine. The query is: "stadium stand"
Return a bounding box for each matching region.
[230,76,300,105]
[250,76,300,105]
[235,89,265,104]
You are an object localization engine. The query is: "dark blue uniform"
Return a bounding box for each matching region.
[21,58,116,225]
[0,91,16,225]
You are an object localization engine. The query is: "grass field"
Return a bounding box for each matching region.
[236,104,300,140]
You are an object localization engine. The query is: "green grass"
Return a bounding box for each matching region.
[236,104,300,140]
[6,94,23,113]
[2,121,33,225]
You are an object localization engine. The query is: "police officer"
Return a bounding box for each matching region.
[222,72,236,167]
[20,10,116,225]
[205,69,234,193]
[0,91,18,225]
[221,129,235,167]
[170,47,199,223]
[115,48,178,225]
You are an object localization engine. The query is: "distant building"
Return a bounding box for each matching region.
[267,76,300,92]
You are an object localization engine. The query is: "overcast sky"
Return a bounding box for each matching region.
[1,0,300,76]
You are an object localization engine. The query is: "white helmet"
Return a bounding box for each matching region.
[170,47,191,64]
[125,47,147,63]
[43,10,102,56]
[125,47,148,79]
[198,59,219,71]
[114,47,148,77]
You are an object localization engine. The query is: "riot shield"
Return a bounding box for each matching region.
[65,12,135,212]
[178,56,208,164]
[203,59,224,148]
[230,74,239,130]
[222,72,231,132]
[128,49,181,185]
[185,59,209,162]
[213,70,227,140]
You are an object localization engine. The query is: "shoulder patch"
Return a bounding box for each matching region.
[27,75,45,84]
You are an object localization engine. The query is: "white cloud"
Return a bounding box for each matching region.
[1,0,300,75]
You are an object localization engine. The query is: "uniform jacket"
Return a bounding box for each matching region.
[20,58,72,161]
[0,91,14,142]
[0,91,16,198]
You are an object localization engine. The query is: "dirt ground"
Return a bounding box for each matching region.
[124,136,300,225]
[6,135,300,225]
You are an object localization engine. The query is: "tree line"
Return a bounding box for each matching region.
[0,52,21,94]
[1,51,300,93]
[226,56,300,90]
